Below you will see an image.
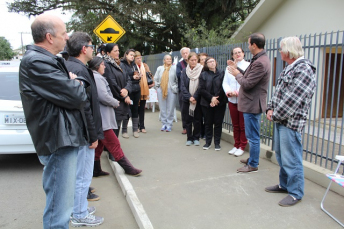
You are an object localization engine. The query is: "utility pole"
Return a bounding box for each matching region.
[19,32,31,55]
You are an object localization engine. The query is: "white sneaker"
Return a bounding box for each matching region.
[234,148,245,157]
[70,213,104,227]
[228,147,238,155]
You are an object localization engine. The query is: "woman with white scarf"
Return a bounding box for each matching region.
[180,52,203,146]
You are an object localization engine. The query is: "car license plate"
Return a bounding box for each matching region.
[4,114,26,124]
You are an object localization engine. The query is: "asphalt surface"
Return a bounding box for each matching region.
[0,153,137,229]
[119,110,344,229]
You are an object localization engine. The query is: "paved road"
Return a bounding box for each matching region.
[119,110,344,229]
[0,153,138,229]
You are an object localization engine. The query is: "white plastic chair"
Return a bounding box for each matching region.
[320,155,344,227]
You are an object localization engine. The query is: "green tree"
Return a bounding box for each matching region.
[7,0,259,54]
[0,37,15,60]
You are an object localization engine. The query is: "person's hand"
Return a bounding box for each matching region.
[114,100,120,108]
[89,140,98,149]
[211,96,219,106]
[266,110,273,121]
[69,72,77,79]
[228,65,240,77]
[227,60,237,69]
[125,96,131,105]
[120,89,128,97]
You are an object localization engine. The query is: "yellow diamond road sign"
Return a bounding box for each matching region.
[93,15,126,43]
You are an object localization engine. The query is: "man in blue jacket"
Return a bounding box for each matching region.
[65,32,104,227]
[19,15,88,229]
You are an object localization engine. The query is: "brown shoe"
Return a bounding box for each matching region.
[237,165,258,173]
[240,158,259,165]
[181,129,187,135]
[240,158,249,164]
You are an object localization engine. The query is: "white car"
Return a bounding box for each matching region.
[0,62,35,154]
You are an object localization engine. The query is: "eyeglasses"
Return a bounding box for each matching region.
[233,51,242,55]
[85,45,95,50]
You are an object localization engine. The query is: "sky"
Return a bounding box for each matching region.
[0,1,72,50]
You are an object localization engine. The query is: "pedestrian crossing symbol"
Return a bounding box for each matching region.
[93,15,126,43]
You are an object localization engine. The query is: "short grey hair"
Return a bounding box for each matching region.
[180,47,190,55]
[31,20,56,43]
[280,37,304,59]
[163,54,172,62]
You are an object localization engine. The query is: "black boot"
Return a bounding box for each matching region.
[93,160,110,177]
[108,153,115,161]
[117,156,142,176]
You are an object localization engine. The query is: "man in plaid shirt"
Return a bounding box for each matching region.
[265,37,316,207]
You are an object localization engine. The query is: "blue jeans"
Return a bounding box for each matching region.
[274,123,304,199]
[38,147,79,229]
[73,145,94,219]
[243,113,261,168]
[73,145,95,219]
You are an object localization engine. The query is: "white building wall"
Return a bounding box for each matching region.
[256,0,344,40]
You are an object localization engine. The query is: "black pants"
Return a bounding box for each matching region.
[200,108,205,137]
[114,119,123,137]
[182,101,201,141]
[202,105,226,145]
[138,100,147,130]
[178,91,187,129]
[130,90,141,118]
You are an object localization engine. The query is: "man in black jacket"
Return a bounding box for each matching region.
[65,32,104,227]
[19,15,88,229]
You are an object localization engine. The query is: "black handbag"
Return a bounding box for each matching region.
[146,72,154,85]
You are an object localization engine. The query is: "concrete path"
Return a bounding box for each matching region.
[116,110,344,229]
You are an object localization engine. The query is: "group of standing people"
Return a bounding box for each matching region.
[19,13,316,229]
[19,14,146,229]
[154,49,227,151]
[156,34,316,208]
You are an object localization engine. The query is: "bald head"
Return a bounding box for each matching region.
[31,14,64,44]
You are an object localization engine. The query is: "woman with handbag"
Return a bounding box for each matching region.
[134,51,154,133]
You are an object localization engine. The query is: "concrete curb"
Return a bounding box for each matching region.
[107,153,154,229]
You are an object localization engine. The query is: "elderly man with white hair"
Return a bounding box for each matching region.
[176,47,190,134]
[265,36,316,207]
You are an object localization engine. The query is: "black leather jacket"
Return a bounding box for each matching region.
[121,59,140,93]
[65,57,104,143]
[19,45,89,156]
[103,60,131,120]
